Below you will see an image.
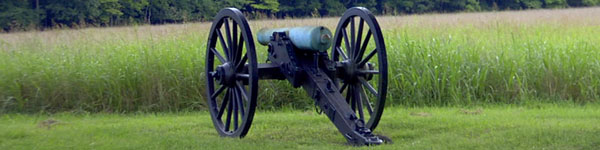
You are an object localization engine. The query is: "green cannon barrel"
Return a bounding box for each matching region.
[257,26,333,52]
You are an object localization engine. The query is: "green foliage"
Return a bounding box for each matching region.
[249,0,279,13]
[278,0,322,17]
[343,0,378,11]
[567,0,600,6]
[383,0,436,14]
[521,0,544,9]
[147,0,185,23]
[464,0,482,11]
[544,0,569,8]
[98,0,124,25]
[118,0,149,24]
[497,0,523,9]
[437,0,482,12]
[0,0,39,31]
[41,0,95,27]
[320,0,345,16]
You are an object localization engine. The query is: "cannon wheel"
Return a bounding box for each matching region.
[331,7,388,131]
[206,8,258,138]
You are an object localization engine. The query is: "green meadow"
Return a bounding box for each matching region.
[1,7,600,149]
[1,8,600,112]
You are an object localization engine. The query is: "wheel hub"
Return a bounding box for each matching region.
[340,61,376,82]
[215,63,236,86]
[340,60,357,82]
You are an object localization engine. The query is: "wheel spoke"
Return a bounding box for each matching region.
[235,34,244,64]
[236,54,247,72]
[225,88,233,131]
[346,85,352,104]
[359,70,379,74]
[342,28,351,58]
[358,49,377,66]
[336,47,348,60]
[350,17,356,58]
[360,85,374,115]
[339,83,348,93]
[217,89,230,120]
[351,85,357,112]
[224,19,233,61]
[354,18,364,60]
[355,84,365,121]
[210,48,227,63]
[356,30,371,61]
[216,30,229,59]
[236,73,249,79]
[211,85,226,99]
[233,87,238,131]
[232,20,238,63]
[359,77,378,96]
[236,82,249,102]
[234,86,245,117]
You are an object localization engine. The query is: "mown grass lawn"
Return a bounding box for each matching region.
[1,104,599,150]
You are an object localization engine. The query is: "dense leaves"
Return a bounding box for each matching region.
[1,0,600,31]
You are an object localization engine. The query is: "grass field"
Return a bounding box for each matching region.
[1,104,599,149]
[2,8,600,149]
[1,8,600,112]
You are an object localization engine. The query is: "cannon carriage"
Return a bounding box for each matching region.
[204,7,388,146]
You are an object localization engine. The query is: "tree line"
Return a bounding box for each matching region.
[1,0,599,32]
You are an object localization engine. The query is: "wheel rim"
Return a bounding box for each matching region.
[331,7,388,131]
[206,8,258,137]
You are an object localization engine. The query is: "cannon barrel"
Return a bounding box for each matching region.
[257,26,332,52]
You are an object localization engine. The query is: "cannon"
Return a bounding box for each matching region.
[204,7,388,146]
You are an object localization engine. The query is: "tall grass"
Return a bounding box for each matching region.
[1,8,600,112]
